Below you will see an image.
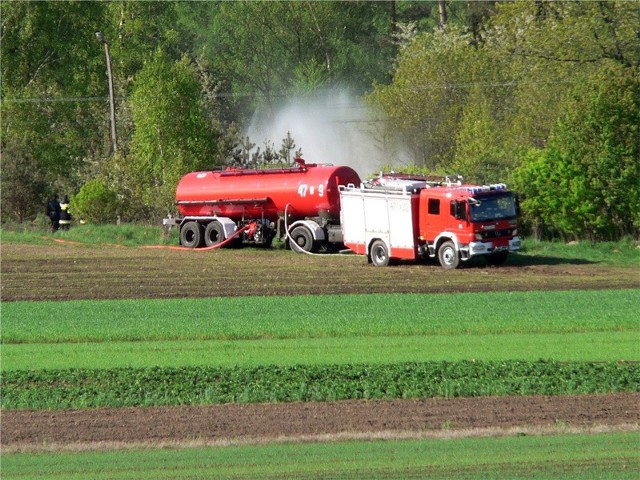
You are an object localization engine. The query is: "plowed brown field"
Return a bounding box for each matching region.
[1,242,637,301]
[1,240,638,451]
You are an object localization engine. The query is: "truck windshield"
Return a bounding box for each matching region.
[469,193,517,222]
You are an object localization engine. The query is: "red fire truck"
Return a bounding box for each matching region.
[169,160,520,269]
[339,173,521,269]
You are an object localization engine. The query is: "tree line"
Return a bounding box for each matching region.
[1,1,638,240]
[372,1,639,241]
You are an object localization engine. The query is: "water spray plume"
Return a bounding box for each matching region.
[246,90,409,177]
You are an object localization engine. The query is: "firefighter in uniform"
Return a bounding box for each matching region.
[47,195,61,232]
[59,195,72,230]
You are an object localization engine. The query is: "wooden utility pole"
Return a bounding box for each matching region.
[391,0,397,34]
[95,31,118,154]
[438,0,448,30]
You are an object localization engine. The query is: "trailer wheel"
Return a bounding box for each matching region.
[204,221,225,247]
[290,226,316,253]
[180,221,203,248]
[438,241,459,269]
[370,240,390,267]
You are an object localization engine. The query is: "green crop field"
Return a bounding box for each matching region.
[3,289,638,410]
[3,290,638,344]
[3,331,638,372]
[2,290,638,372]
[2,432,638,479]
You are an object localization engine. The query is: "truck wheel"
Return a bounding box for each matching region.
[290,226,316,253]
[204,221,225,247]
[370,240,390,267]
[180,221,203,248]
[487,251,508,266]
[438,241,460,269]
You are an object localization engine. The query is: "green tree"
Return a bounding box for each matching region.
[513,64,640,240]
[1,1,109,221]
[371,0,639,183]
[99,1,191,161]
[485,0,640,156]
[126,50,218,219]
[207,1,398,120]
[0,144,49,223]
[510,148,552,239]
[451,87,507,184]
[371,26,506,169]
[107,1,182,81]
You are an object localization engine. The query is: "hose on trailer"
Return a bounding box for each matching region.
[143,224,250,251]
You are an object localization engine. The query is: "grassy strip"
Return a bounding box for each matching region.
[3,290,639,344]
[516,237,640,266]
[3,361,638,410]
[3,331,639,372]
[0,224,179,247]
[3,432,639,479]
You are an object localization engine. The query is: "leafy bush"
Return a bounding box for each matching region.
[71,179,119,224]
[3,361,638,410]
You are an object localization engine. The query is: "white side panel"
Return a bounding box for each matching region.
[340,188,416,253]
[340,191,367,245]
[370,195,414,250]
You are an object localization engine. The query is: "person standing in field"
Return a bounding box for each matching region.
[59,195,72,230]
[47,195,61,232]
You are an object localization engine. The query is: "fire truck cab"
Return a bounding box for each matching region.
[339,174,521,269]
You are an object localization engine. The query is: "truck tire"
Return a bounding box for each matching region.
[370,240,390,267]
[204,221,225,247]
[438,241,460,269]
[180,221,203,248]
[290,226,316,253]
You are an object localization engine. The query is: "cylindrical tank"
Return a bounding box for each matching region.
[175,160,361,222]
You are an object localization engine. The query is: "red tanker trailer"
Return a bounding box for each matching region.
[170,158,361,251]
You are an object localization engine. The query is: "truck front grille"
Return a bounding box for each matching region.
[480,228,512,239]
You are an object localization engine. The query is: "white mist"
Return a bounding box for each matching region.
[246,90,409,178]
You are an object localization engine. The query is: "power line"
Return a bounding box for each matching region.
[1,96,113,104]
[1,78,581,105]
[401,79,579,91]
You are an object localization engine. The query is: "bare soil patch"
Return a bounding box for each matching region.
[1,242,637,301]
[3,394,639,452]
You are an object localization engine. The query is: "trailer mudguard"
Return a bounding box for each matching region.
[214,216,237,239]
[180,216,236,239]
[288,219,326,241]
